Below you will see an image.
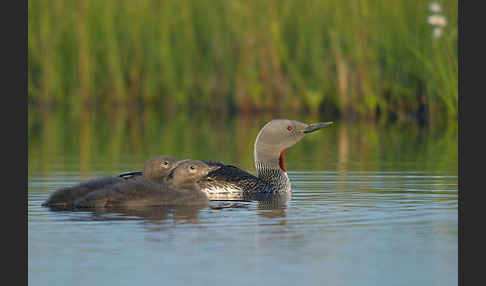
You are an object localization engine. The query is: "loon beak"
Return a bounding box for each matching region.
[303,121,333,133]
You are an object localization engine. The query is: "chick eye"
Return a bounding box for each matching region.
[287,126,293,131]
[161,161,169,167]
[189,165,196,171]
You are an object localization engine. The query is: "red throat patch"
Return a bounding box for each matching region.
[279,148,288,172]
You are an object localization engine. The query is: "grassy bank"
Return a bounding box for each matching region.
[28,0,457,122]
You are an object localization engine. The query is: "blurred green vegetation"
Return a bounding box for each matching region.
[28,0,457,123]
[28,106,457,178]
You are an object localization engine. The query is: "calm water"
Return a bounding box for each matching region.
[28,108,458,286]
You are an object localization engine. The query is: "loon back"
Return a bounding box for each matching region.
[198,162,270,200]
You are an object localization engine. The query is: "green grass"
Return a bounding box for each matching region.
[28,0,458,122]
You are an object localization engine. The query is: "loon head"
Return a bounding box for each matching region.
[254,119,333,171]
[167,160,220,188]
[143,155,180,182]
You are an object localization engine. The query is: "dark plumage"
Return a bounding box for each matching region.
[42,155,179,208]
[72,160,220,209]
[42,176,126,209]
[199,163,266,198]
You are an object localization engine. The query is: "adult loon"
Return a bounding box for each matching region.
[199,119,333,200]
[72,160,220,208]
[42,155,179,208]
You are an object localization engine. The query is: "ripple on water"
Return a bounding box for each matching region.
[28,169,458,286]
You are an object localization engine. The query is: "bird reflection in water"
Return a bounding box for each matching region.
[255,192,290,220]
[45,192,289,226]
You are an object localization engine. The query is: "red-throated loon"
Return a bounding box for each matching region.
[198,119,333,200]
[42,155,179,208]
[72,160,219,208]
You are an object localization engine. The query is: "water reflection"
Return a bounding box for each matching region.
[29,171,457,286]
[43,197,289,224]
[28,106,458,177]
[49,205,206,224]
[254,193,289,220]
[28,108,458,286]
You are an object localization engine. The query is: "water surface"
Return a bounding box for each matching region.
[28,108,458,286]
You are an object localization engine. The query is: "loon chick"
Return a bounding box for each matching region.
[42,155,179,208]
[198,119,333,200]
[73,160,220,209]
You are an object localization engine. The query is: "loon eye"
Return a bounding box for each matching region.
[287,126,293,131]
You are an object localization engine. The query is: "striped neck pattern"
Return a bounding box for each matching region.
[255,161,291,193]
